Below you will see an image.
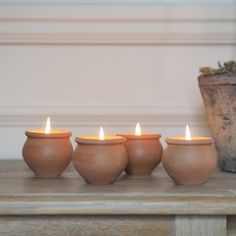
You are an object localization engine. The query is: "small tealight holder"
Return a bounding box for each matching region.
[73,127,128,185]
[118,123,163,175]
[162,125,217,185]
[22,117,73,177]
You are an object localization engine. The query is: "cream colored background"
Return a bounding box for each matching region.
[0,4,235,159]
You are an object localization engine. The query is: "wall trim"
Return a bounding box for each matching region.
[0,114,208,127]
[0,105,208,127]
[0,5,235,45]
[1,33,235,46]
[0,1,236,5]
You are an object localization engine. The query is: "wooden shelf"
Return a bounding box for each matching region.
[0,160,235,236]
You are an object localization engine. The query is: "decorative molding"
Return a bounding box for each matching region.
[0,0,236,5]
[0,114,208,127]
[1,33,235,46]
[0,106,208,127]
[0,5,235,45]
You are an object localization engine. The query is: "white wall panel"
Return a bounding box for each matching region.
[0,4,235,159]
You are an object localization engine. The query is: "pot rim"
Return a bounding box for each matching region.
[118,133,161,140]
[75,136,126,145]
[25,130,72,138]
[198,74,236,85]
[166,136,214,145]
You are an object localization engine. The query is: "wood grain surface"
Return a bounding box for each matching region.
[0,160,236,236]
[0,160,235,215]
[175,216,226,236]
[0,215,173,236]
[228,216,236,236]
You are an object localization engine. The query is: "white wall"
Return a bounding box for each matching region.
[0,4,236,159]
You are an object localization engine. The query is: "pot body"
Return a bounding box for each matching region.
[198,75,236,172]
[124,139,163,175]
[162,144,217,185]
[23,137,73,177]
[73,144,128,185]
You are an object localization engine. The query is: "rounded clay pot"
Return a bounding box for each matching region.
[22,131,73,177]
[117,134,163,175]
[162,137,217,185]
[73,136,128,185]
[198,74,236,172]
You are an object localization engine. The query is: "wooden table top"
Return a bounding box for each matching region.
[0,160,236,216]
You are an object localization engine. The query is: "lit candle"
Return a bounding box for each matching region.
[99,126,105,140]
[118,123,163,176]
[45,117,51,134]
[185,124,191,140]
[72,127,128,185]
[135,123,141,136]
[22,117,73,177]
[162,124,217,185]
[26,117,71,136]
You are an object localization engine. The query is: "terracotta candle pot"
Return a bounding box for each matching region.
[23,131,73,177]
[73,136,128,185]
[162,137,217,185]
[117,133,163,175]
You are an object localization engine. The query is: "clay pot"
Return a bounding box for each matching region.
[198,74,236,172]
[23,131,73,177]
[73,136,128,185]
[117,134,163,175]
[162,137,217,185]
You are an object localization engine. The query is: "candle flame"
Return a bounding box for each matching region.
[45,117,51,134]
[185,124,191,140]
[135,123,141,136]
[99,127,105,140]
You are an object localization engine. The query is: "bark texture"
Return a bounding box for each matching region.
[198,74,236,172]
